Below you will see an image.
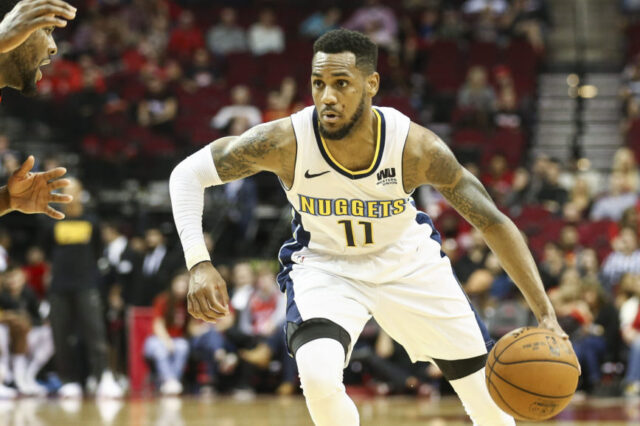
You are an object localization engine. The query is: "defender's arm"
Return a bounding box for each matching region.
[403,123,559,328]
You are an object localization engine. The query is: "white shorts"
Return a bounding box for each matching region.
[280,257,491,365]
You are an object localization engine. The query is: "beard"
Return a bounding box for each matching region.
[8,49,39,97]
[318,94,366,140]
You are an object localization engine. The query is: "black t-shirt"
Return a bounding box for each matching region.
[0,286,41,325]
[42,214,102,294]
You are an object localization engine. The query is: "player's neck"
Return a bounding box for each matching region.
[324,108,376,150]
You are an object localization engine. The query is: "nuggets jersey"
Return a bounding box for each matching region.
[277,106,447,287]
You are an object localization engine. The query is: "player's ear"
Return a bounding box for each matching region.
[366,72,380,98]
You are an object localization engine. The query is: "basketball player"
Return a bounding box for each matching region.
[0,0,76,219]
[170,29,568,425]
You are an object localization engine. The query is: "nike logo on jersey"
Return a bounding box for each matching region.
[304,170,330,179]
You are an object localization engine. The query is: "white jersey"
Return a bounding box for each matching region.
[278,106,447,286]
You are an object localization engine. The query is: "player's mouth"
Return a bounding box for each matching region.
[322,112,341,123]
[35,59,51,82]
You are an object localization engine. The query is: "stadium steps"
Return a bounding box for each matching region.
[547,0,623,70]
[533,73,621,171]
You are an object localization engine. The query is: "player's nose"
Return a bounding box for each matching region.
[321,87,338,105]
[48,38,58,57]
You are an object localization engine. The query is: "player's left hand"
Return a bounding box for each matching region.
[538,316,569,340]
[7,155,72,219]
[539,315,581,374]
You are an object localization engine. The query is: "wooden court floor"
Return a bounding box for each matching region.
[0,395,638,425]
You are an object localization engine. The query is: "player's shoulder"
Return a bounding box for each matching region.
[243,115,296,150]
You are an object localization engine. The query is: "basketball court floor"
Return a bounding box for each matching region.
[0,395,638,425]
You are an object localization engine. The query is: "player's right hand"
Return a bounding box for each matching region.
[0,0,76,53]
[187,261,230,323]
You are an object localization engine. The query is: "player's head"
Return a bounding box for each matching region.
[312,29,379,140]
[0,0,59,96]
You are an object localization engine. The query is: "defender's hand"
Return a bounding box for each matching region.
[0,0,76,53]
[7,155,72,219]
[188,262,229,323]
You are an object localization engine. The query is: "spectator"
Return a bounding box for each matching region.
[248,9,285,56]
[572,279,620,393]
[236,264,296,395]
[611,147,639,193]
[535,157,568,213]
[185,48,218,89]
[590,173,639,222]
[168,10,205,63]
[344,0,399,51]
[300,7,342,39]
[438,8,467,39]
[493,87,522,129]
[457,66,496,126]
[41,178,122,398]
[601,227,640,291]
[539,241,565,290]
[619,274,640,396]
[481,154,513,206]
[22,246,49,301]
[0,308,28,399]
[211,85,262,130]
[0,265,53,395]
[99,221,138,379]
[563,176,593,222]
[131,227,179,307]
[144,272,190,395]
[136,73,179,135]
[0,229,10,274]
[206,8,248,56]
[463,0,509,15]
[417,8,439,43]
[500,0,549,52]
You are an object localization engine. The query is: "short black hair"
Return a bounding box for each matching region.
[313,29,378,74]
[0,0,20,20]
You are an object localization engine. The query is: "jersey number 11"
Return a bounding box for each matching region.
[338,220,374,247]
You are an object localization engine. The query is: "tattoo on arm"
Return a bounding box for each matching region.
[425,139,505,231]
[212,127,278,182]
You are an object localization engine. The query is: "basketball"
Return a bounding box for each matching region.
[485,327,580,421]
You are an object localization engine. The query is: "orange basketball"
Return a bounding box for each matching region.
[485,327,580,421]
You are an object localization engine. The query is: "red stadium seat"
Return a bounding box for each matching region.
[467,41,499,70]
[483,128,526,165]
[127,307,154,396]
[425,40,464,93]
[224,53,262,87]
[452,128,486,147]
[379,95,417,120]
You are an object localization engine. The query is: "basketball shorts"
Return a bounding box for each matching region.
[281,257,492,365]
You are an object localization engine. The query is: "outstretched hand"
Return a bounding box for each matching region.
[188,262,230,323]
[7,155,72,219]
[0,0,76,53]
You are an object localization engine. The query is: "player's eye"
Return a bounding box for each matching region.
[337,80,348,88]
[313,80,324,89]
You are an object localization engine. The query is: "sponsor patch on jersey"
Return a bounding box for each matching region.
[298,194,406,218]
[376,167,397,186]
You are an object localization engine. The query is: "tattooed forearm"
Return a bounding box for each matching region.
[211,127,278,182]
[437,170,505,231]
[423,138,505,231]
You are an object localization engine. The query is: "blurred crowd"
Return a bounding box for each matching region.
[0,0,639,401]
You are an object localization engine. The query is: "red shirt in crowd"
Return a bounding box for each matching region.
[152,293,188,338]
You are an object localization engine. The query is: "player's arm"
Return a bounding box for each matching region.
[169,118,295,323]
[0,0,76,54]
[403,123,565,336]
